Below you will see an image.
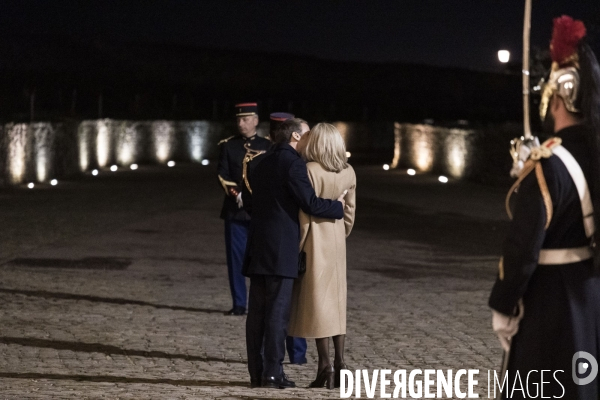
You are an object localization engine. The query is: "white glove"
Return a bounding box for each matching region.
[492,299,524,352]
[236,192,243,209]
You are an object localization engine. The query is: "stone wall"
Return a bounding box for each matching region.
[0,119,521,186]
[392,122,522,182]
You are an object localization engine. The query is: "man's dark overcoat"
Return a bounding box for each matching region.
[243,143,343,278]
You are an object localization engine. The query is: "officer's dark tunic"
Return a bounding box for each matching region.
[217,133,271,309]
[218,134,271,221]
[489,125,600,399]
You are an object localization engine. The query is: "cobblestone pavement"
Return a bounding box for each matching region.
[0,164,511,399]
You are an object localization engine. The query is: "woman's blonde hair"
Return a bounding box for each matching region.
[302,123,349,173]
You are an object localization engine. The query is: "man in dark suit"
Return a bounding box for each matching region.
[242,112,310,366]
[244,118,346,389]
[217,102,271,316]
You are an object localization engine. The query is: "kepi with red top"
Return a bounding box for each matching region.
[235,103,258,117]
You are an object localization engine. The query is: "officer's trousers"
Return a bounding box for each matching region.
[246,275,294,380]
[286,336,307,364]
[224,220,250,308]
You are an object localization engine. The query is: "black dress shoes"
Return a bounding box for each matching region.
[224,306,246,316]
[261,374,296,389]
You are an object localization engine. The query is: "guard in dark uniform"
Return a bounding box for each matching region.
[489,16,600,399]
[218,102,271,316]
[242,112,309,364]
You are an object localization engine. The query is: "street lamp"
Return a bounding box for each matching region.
[498,50,510,63]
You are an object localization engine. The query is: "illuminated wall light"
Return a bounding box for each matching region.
[383,164,390,171]
[92,169,99,176]
[445,130,471,179]
[391,122,402,169]
[118,141,133,166]
[411,125,435,172]
[346,151,351,158]
[167,161,176,167]
[438,175,449,183]
[28,183,34,189]
[78,123,91,172]
[96,120,111,168]
[152,121,175,163]
[97,120,114,168]
[201,159,210,166]
[117,123,141,166]
[130,164,138,170]
[50,179,58,186]
[34,124,54,183]
[8,124,27,184]
[498,50,510,63]
[333,122,349,144]
[110,165,118,172]
[187,121,210,162]
[407,169,416,176]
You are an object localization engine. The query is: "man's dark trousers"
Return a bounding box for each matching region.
[224,220,250,309]
[246,275,294,380]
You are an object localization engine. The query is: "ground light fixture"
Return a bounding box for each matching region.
[28,183,34,189]
[438,175,449,183]
[110,165,118,172]
[92,169,99,176]
[407,169,416,176]
[50,179,58,186]
[201,159,210,166]
[130,164,138,170]
[167,161,176,167]
[383,164,390,171]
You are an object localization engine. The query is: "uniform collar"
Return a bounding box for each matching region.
[241,132,257,141]
[555,124,591,145]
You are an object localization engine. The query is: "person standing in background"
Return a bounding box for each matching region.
[217,102,270,316]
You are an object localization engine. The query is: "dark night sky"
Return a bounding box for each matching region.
[1,0,599,71]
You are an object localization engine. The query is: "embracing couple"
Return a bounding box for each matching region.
[243,119,356,389]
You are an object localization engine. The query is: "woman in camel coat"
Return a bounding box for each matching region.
[288,122,356,389]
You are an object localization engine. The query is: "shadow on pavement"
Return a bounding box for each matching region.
[3,257,132,270]
[356,197,508,257]
[365,264,495,281]
[0,337,246,364]
[0,288,224,314]
[0,372,249,387]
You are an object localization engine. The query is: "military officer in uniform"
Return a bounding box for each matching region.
[489,16,600,399]
[218,102,271,316]
[242,112,309,365]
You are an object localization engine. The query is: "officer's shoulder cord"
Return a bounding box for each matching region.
[505,138,561,230]
[242,142,266,194]
[218,136,234,145]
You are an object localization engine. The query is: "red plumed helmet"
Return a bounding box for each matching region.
[550,15,586,65]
